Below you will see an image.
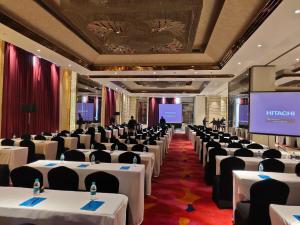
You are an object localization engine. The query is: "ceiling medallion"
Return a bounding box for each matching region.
[87,20,125,37]
[105,43,135,54]
[152,39,183,53]
[148,19,185,36]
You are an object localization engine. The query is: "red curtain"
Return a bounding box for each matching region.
[1,43,60,137]
[105,87,116,125]
[148,97,176,127]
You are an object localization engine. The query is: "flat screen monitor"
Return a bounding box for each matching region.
[239,104,249,126]
[249,92,300,136]
[159,104,182,123]
[77,103,94,121]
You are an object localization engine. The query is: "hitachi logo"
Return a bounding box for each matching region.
[266,110,296,116]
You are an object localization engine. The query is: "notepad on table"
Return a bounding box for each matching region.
[120,166,130,170]
[20,197,46,207]
[258,175,271,180]
[78,164,89,168]
[45,163,57,167]
[81,200,104,211]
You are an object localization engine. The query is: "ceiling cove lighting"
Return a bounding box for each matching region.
[257,44,262,47]
[296,58,300,62]
[295,9,300,14]
[237,62,242,65]
[37,49,41,52]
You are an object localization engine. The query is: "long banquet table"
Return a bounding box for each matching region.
[102,143,161,177]
[0,146,28,170]
[27,160,144,225]
[78,149,155,195]
[270,204,300,225]
[0,186,128,225]
[233,171,300,212]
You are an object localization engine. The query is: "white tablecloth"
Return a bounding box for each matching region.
[102,143,161,177]
[27,160,144,225]
[0,146,28,170]
[95,133,101,143]
[233,171,300,212]
[0,186,128,225]
[63,137,78,150]
[13,139,58,160]
[270,204,300,225]
[216,156,299,175]
[79,134,91,149]
[78,149,154,195]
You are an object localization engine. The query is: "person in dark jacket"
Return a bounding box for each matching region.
[128,116,137,133]
[160,116,166,127]
[78,113,84,129]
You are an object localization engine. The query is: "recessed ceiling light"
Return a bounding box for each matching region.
[237,62,242,65]
[296,58,300,62]
[257,44,262,48]
[68,64,72,67]
[116,88,118,90]
[37,49,41,52]
[295,9,300,14]
[114,72,118,75]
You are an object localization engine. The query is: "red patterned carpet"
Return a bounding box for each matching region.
[143,133,232,225]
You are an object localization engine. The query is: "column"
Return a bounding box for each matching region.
[193,96,206,125]
[59,68,71,131]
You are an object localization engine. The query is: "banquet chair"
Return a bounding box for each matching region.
[85,171,119,193]
[219,138,232,144]
[21,134,31,140]
[295,163,300,176]
[89,151,111,163]
[93,142,107,150]
[34,134,46,140]
[85,127,96,146]
[11,166,43,188]
[118,152,141,164]
[204,147,227,185]
[206,141,221,149]
[20,140,45,163]
[75,128,84,134]
[247,143,264,149]
[223,133,231,138]
[48,166,79,191]
[61,130,70,136]
[51,136,67,160]
[230,136,239,141]
[262,149,282,159]
[43,132,52,136]
[1,138,15,146]
[234,179,289,225]
[143,139,157,145]
[132,144,148,152]
[110,136,119,144]
[213,156,245,208]
[125,138,138,144]
[0,164,9,186]
[57,132,67,137]
[120,133,128,139]
[70,133,85,149]
[97,126,106,140]
[227,142,243,148]
[234,148,254,157]
[238,139,251,144]
[258,158,285,173]
[111,142,128,151]
[100,136,109,143]
[64,150,85,162]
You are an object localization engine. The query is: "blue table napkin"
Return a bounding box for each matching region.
[120,166,130,170]
[78,164,89,168]
[293,215,300,221]
[258,175,271,180]
[81,200,104,211]
[20,197,46,207]
[45,163,57,167]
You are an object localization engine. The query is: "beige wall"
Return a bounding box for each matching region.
[129,96,137,121]
[206,96,227,122]
[59,69,71,131]
[69,72,77,131]
[193,96,206,125]
[121,93,130,123]
[249,66,276,147]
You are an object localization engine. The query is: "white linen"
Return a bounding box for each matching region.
[119,128,124,136]
[269,204,300,225]
[216,156,299,175]
[63,137,78,150]
[105,130,112,138]
[233,171,300,212]
[13,139,58,160]
[95,132,101,143]
[0,186,128,225]
[78,149,154,195]
[0,146,28,170]
[79,134,91,149]
[27,160,145,225]
[102,143,161,177]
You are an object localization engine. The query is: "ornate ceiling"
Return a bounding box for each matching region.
[0,0,281,70]
[111,80,208,93]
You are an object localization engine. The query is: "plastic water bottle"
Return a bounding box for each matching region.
[60,153,65,162]
[115,144,119,150]
[292,152,296,160]
[147,140,150,145]
[33,178,40,196]
[258,163,264,175]
[12,134,16,139]
[143,146,147,152]
[91,154,96,165]
[90,182,97,201]
[133,156,137,166]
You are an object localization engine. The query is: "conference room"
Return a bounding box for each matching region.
[0,0,299,225]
